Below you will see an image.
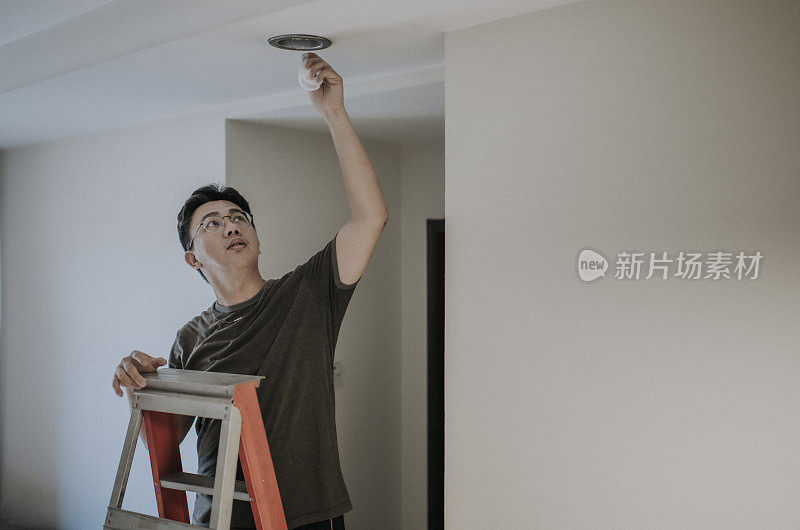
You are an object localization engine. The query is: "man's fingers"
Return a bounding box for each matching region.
[116,366,140,389]
[113,351,165,396]
[112,375,123,396]
[117,363,145,388]
[130,350,149,369]
[131,351,161,373]
[122,358,146,386]
[127,364,147,387]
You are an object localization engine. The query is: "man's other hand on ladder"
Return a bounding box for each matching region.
[112,351,195,449]
[112,350,166,396]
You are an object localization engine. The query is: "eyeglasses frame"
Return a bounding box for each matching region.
[188,211,253,250]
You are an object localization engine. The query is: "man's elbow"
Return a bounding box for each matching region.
[355,212,388,228]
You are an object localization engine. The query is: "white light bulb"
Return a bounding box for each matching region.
[298,54,323,91]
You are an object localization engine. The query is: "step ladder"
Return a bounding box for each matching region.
[105,368,287,530]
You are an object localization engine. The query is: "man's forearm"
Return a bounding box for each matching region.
[324,109,389,223]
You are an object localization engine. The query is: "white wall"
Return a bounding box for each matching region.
[398,141,445,529]
[445,0,800,527]
[0,115,225,528]
[225,120,404,528]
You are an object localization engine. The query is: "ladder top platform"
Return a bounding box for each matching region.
[140,368,263,397]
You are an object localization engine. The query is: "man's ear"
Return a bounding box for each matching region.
[185,250,202,269]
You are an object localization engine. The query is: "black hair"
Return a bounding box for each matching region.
[177,183,256,284]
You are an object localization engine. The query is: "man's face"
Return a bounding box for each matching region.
[184,200,260,280]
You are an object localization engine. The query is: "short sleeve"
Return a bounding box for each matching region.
[301,232,359,350]
[168,330,184,369]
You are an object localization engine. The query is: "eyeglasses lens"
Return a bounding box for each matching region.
[203,213,251,233]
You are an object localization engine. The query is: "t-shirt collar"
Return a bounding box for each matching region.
[212,280,267,314]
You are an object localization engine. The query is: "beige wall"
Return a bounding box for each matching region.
[0,110,442,528]
[445,0,800,527]
[225,120,404,528]
[398,141,445,529]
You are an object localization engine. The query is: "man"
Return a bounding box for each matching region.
[112,53,388,529]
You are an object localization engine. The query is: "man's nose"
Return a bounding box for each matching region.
[224,222,241,236]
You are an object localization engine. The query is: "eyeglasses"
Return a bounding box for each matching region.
[188,211,252,249]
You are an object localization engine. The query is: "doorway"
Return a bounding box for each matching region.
[427,218,444,529]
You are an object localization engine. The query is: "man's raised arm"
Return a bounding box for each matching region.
[303,53,389,285]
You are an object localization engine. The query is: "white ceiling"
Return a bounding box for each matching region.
[0,0,580,150]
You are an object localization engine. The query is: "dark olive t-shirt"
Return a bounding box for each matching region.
[168,233,358,529]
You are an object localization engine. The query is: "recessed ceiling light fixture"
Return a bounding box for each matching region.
[267,34,332,51]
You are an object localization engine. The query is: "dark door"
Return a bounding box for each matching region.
[427,218,445,529]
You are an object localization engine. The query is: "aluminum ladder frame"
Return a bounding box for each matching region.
[105,368,287,530]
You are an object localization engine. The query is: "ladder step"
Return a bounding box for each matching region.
[105,506,195,529]
[160,471,252,502]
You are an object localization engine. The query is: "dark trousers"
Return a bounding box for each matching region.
[292,514,345,530]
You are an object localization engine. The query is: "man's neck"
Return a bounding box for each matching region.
[212,272,266,307]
